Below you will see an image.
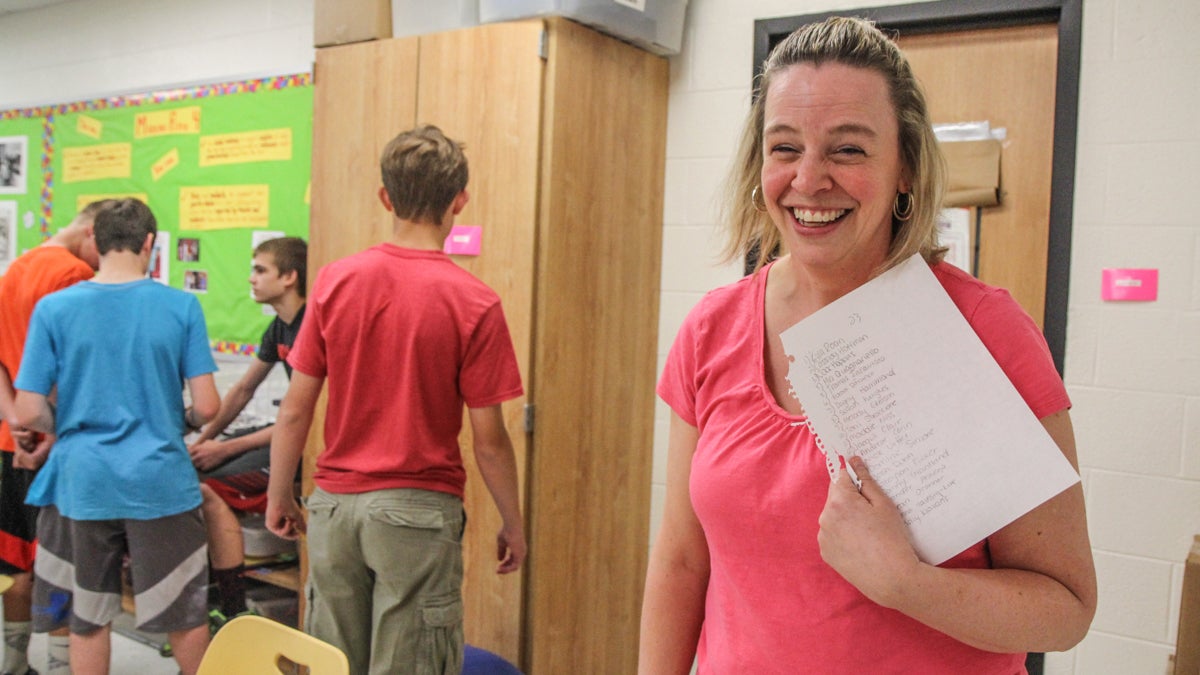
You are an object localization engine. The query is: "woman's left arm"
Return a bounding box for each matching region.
[819,409,1096,653]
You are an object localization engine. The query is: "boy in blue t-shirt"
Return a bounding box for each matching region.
[14,199,220,675]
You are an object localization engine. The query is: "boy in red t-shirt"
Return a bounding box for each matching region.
[266,125,525,675]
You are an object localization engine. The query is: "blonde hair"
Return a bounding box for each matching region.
[722,16,946,273]
[380,124,468,225]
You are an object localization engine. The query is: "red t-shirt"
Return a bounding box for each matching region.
[0,246,94,452]
[658,260,1069,674]
[288,244,523,498]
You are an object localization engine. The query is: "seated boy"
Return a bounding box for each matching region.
[187,237,306,623]
[14,198,219,675]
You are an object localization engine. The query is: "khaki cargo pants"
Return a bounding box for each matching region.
[304,487,465,675]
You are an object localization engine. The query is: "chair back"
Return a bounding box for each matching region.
[197,614,349,675]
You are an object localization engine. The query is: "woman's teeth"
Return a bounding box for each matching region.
[791,208,847,227]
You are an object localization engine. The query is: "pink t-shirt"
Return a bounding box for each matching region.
[288,244,523,498]
[658,260,1069,674]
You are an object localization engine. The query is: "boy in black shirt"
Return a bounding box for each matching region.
[187,236,306,622]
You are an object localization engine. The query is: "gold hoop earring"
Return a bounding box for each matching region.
[751,185,767,212]
[893,192,914,221]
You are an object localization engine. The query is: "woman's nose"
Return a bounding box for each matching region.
[791,153,832,195]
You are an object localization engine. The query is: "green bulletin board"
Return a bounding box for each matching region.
[0,75,312,353]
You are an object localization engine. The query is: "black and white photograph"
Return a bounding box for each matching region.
[0,200,16,274]
[0,136,28,195]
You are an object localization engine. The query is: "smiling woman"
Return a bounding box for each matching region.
[638,15,1095,675]
[759,63,908,279]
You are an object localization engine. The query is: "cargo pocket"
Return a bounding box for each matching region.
[417,595,464,675]
[367,502,445,532]
[302,491,338,518]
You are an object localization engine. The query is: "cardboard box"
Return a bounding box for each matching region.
[941,138,1001,208]
[1175,535,1200,673]
[315,0,392,47]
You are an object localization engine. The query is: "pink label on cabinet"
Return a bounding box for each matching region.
[1101,268,1158,301]
[444,225,482,256]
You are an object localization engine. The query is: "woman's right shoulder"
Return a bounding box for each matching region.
[681,272,763,331]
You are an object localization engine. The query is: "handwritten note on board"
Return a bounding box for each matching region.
[780,253,1079,564]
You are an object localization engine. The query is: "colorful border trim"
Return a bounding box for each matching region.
[40,114,54,238]
[212,341,259,357]
[0,74,311,121]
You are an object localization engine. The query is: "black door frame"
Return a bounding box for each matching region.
[752,0,1082,376]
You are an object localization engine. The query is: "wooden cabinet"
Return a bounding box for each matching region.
[307,18,667,673]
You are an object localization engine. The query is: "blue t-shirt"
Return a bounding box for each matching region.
[16,279,216,520]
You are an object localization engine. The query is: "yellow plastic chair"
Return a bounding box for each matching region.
[197,614,349,675]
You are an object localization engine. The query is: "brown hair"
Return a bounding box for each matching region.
[380,124,468,225]
[93,199,156,255]
[255,236,308,297]
[722,16,946,273]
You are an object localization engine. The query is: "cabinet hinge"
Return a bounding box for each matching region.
[538,29,548,60]
[524,404,536,434]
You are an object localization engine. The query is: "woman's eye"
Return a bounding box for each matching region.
[834,146,865,156]
[770,144,799,155]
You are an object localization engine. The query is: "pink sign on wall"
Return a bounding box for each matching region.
[444,225,482,256]
[1101,268,1158,302]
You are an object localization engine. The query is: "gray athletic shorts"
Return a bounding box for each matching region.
[32,504,209,635]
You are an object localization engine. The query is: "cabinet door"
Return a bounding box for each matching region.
[304,37,421,625]
[416,20,545,666]
[310,38,420,274]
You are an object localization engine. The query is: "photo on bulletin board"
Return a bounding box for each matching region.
[0,200,16,273]
[0,136,27,195]
[178,236,200,262]
[183,269,208,293]
[149,230,170,284]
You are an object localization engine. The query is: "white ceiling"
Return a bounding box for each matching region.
[0,0,71,17]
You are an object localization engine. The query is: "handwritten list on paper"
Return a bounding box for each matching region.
[781,254,1080,565]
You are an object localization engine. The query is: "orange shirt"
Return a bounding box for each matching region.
[0,245,94,452]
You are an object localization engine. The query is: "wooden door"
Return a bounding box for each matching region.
[415,21,545,665]
[898,24,1059,326]
[303,37,421,624]
[309,38,420,274]
[525,18,667,675]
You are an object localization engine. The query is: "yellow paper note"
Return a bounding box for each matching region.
[179,185,270,231]
[134,107,202,139]
[151,149,180,182]
[62,143,132,183]
[76,115,103,140]
[199,129,292,167]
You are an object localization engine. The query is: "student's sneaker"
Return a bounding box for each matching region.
[208,607,261,636]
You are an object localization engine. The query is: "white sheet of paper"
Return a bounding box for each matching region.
[780,253,1080,564]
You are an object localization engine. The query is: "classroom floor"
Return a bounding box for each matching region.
[26,622,180,674]
[13,569,297,673]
